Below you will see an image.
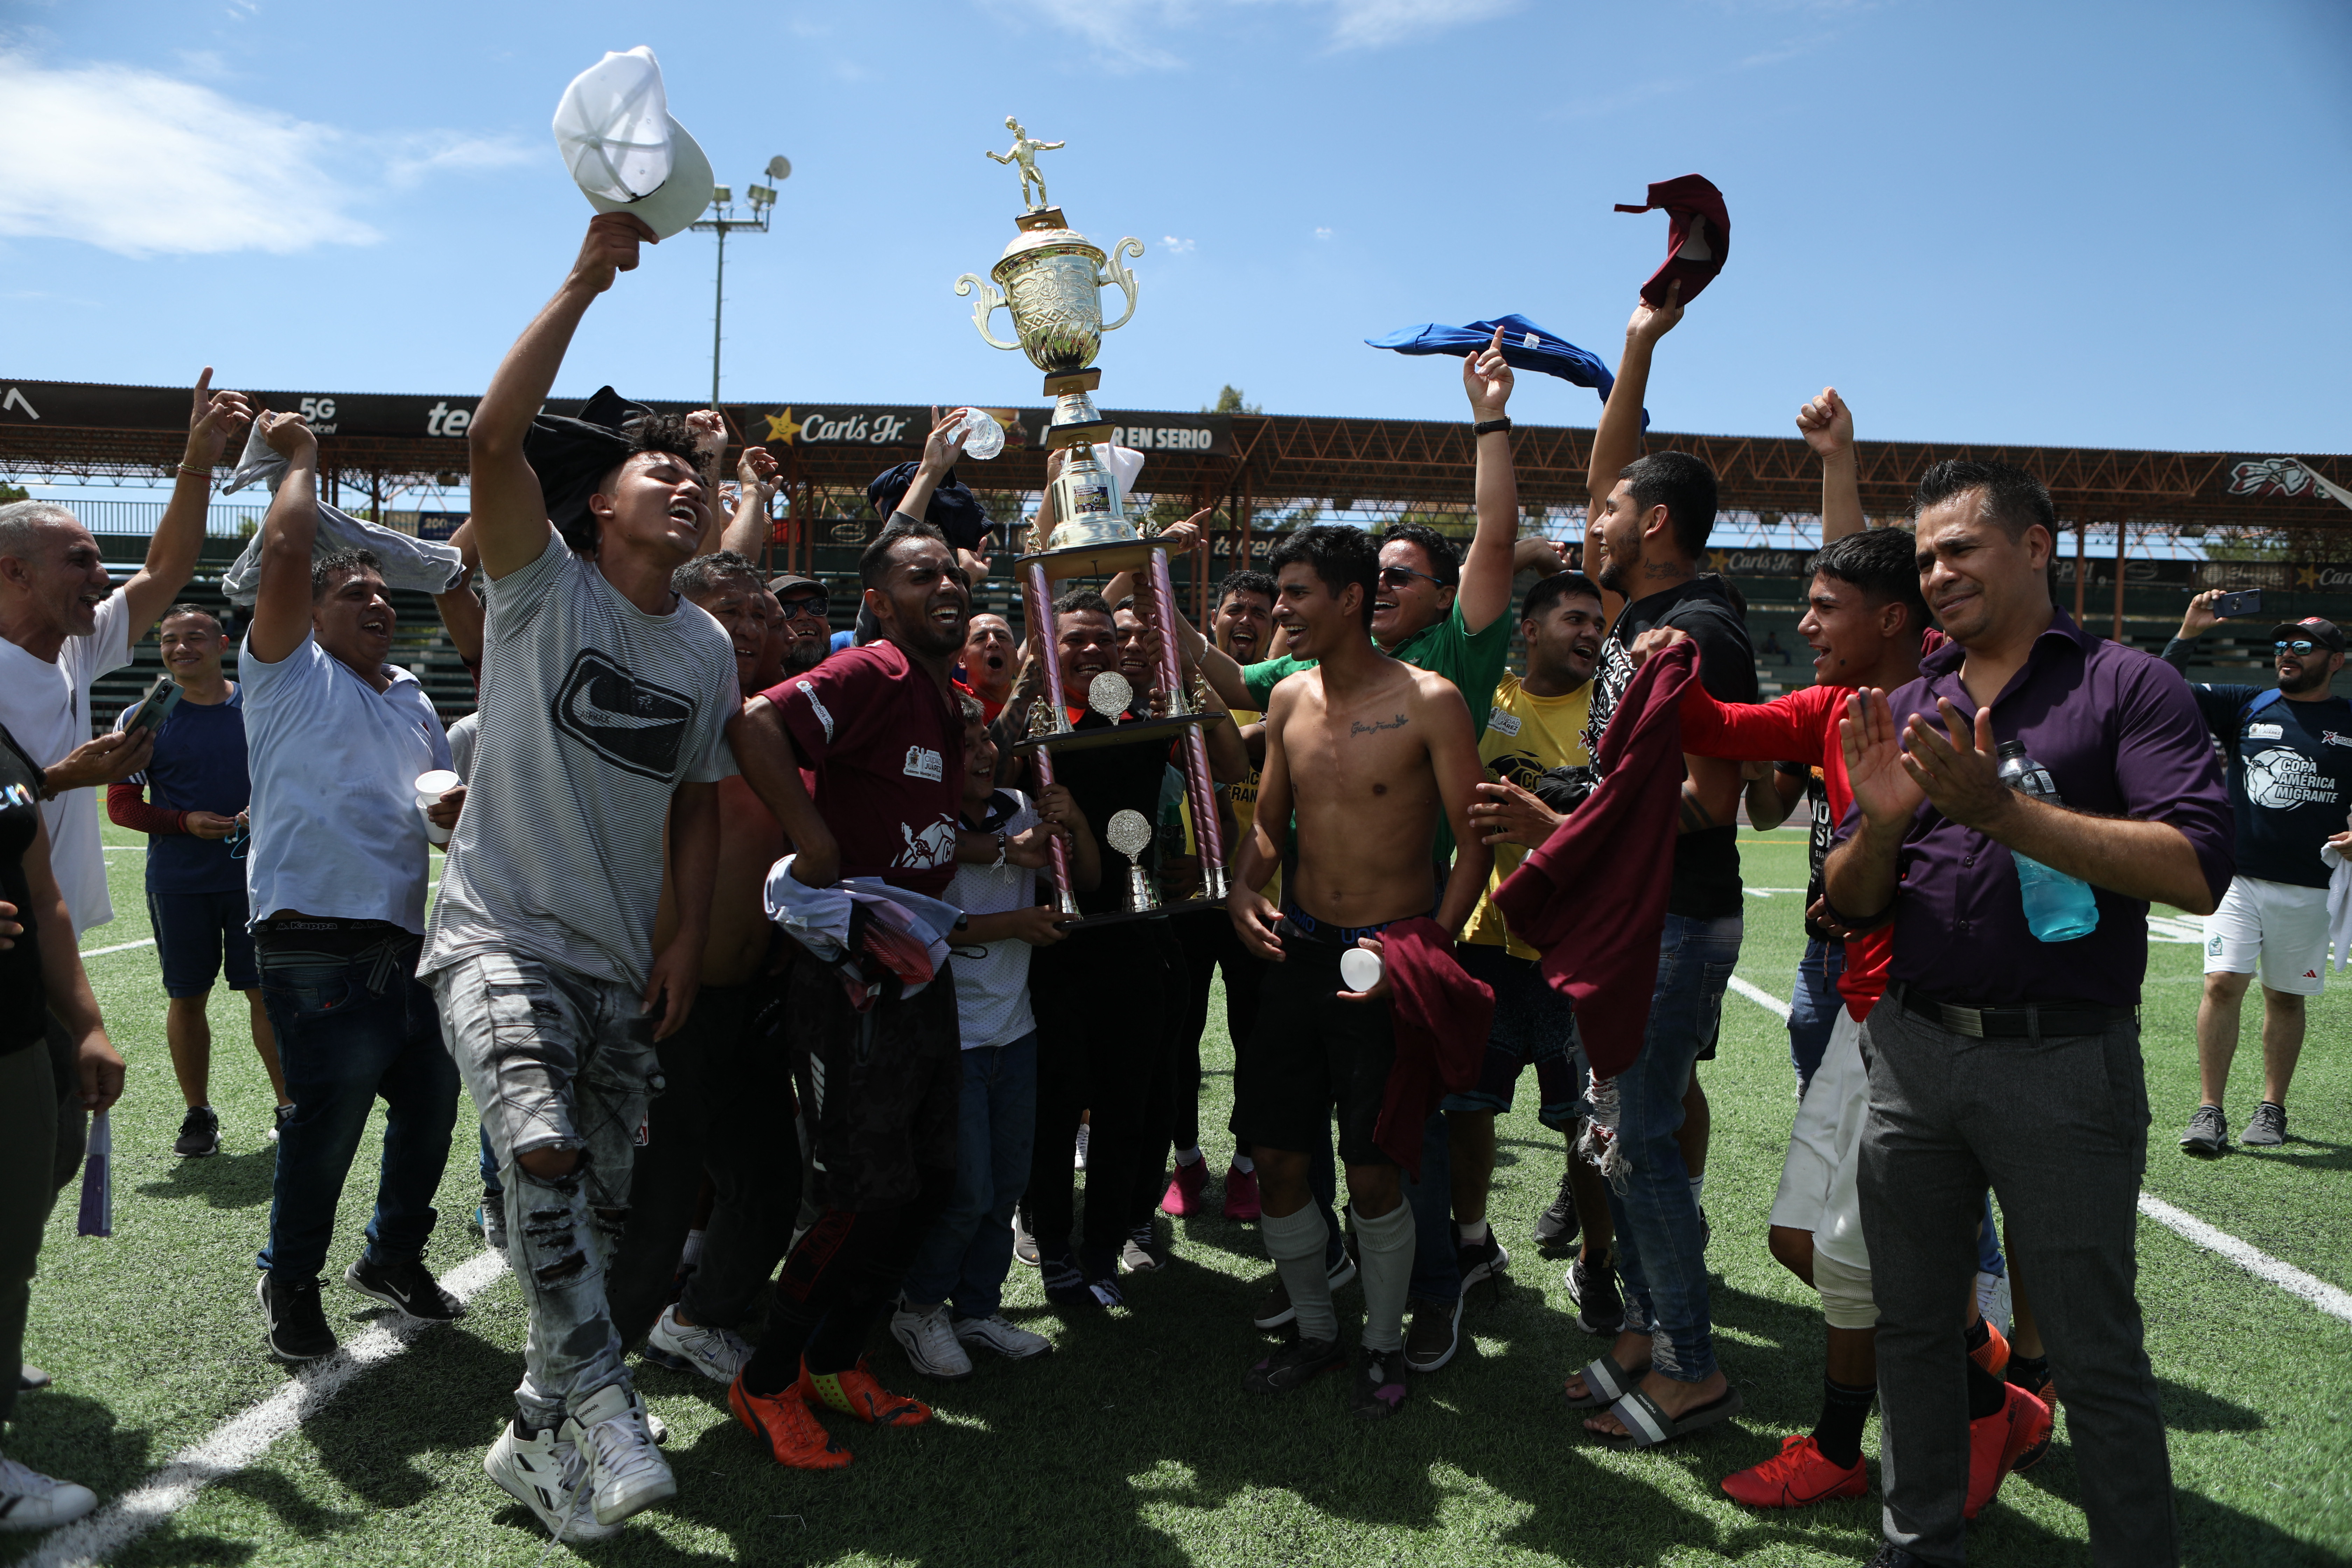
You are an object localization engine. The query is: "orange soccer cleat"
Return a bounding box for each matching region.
[1964,1382,2053,1518]
[729,1374,853,1471]
[794,1357,933,1426]
[1967,1318,2010,1379]
[1721,1434,1869,1508]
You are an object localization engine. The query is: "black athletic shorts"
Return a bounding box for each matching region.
[786,948,960,1212]
[1231,919,1395,1168]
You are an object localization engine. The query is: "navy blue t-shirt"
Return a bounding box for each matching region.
[124,687,251,896]
[2185,682,2352,890]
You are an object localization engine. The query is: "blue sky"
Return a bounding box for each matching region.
[3,0,2347,462]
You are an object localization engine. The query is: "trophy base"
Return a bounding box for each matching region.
[1011,710,1227,756]
[1018,537,1157,580]
[1017,207,1069,233]
[1042,368,1101,396]
[1046,421,1114,450]
[1050,892,1231,932]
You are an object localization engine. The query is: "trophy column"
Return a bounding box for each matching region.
[1146,547,1227,901]
[1020,559,1080,918]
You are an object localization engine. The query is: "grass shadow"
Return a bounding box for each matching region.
[135,1145,278,1212]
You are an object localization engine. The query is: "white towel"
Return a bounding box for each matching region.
[214,422,466,606]
[2323,842,2352,973]
[761,856,964,999]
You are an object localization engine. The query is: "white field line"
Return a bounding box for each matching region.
[25,1250,508,1568]
[1724,974,2352,1329]
[79,938,156,957]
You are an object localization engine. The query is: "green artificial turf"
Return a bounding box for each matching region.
[3,826,2347,1564]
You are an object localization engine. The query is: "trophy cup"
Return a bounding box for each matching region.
[956,118,1228,923]
[1106,810,1159,913]
[956,117,1144,552]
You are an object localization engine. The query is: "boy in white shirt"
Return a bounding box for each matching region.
[889,695,1098,1378]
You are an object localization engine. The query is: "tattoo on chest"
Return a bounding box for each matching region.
[1350,713,1409,737]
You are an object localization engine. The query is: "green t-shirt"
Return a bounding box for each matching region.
[1239,598,1512,862]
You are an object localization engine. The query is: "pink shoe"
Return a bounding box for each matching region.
[1160,1158,1209,1217]
[1222,1164,1262,1222]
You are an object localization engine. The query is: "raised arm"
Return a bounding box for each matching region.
[247,413,323,665]
[125,370,253,637]
[1456,328,1520,634]
[1797,387,1863,542]
[719,446,782,560]
[432,518,485,668]
[684,410,731,556]
[1586,284,1683,623]
[891,410,969,539]
[469,215,656,580]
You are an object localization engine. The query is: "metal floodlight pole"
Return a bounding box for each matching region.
[688,157,788,415]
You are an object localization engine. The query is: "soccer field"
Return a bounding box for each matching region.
[7,826,2350,1567]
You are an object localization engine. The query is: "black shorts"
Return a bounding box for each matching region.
[148,886,258,997]
[787,950,960,1212]
[1231,920,1394,1168]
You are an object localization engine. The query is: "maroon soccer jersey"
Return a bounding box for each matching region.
[762,641,965,897]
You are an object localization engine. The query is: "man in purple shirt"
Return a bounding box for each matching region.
[1826,461,2231,1568]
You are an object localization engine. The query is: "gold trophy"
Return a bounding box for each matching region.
[956,119,1228,922]
[955,117,1144,551]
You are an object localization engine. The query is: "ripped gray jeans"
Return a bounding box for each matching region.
[429,949,664,1430]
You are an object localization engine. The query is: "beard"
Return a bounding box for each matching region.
[2280,662,2335,695]
[1595,554,1627,595]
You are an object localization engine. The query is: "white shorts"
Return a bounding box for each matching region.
[2203,876,2330,996]
[1769,1007,1870,1275]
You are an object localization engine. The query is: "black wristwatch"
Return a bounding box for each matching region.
[1472,417,1512,437]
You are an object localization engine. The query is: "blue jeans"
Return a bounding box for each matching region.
[255,931,460,1286]
[1787,937,1846,1094]
[903,1032,1037,1321]
[1606,911,1741,1384]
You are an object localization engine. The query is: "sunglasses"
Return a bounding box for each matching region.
[2276,639,2324,655]
[777,596,830,623]
[1378,565,1453,592]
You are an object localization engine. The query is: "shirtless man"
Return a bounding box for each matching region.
[1226,523,1489,1419]
[606,551,806,1384]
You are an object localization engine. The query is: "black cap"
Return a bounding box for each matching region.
[2270,616,2346,653]
[865,461,993,552]
[522,386,650,553]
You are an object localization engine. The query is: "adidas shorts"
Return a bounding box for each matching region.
[2203,875,2330,997]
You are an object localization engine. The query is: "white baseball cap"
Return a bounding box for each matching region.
[552,47,714,241]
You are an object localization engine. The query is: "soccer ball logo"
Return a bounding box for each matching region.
[2245,748,2324,810]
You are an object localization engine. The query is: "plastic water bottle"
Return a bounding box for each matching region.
[952,407,1004,460]
[1995,741,2099,942]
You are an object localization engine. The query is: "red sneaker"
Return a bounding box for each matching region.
[794,1358,932,1426]
[729,1374,852,1470]
[1222,1164,1262,1222]
[1160,1158,1209,1217]
[1965,1382,2052,1517]
[1968,1318,2011,1379]
[1720,1434,1868,1508]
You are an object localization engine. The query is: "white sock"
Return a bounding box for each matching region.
[1230,1154,1256,1175]
[1263,1206,1338,1344]
[1458,1219,1490,1246]
[1354,1200,1416,1356]
[1689,1174,1706,1205]
[1174,1146,1204,1168]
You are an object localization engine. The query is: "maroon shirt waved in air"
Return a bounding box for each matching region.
[760,639,964,899]
[1834,608,2234,1007]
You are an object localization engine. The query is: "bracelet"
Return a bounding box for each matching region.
[1472,417,1512,437]
[991,832,1008,870]
[176,463,210,478]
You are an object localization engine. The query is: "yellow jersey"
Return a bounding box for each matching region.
[1461,673,1591,960]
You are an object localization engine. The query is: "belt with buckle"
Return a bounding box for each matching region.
[1895,983,2134,1039]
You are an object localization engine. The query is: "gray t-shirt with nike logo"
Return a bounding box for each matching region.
[422,533,739,991]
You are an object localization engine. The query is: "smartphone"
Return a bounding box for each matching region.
[2212,588,2263,619]
[122,673,183,735]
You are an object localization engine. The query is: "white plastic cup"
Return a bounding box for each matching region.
[414,769,462,846]
[1339,945,1383,994]
[953,407,1005,461]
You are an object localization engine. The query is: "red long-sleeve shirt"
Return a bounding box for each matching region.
[1675,679,1891,1021]
[107,780,189,838]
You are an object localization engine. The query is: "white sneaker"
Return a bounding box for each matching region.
[641,1303,751,1385]
[0,1454,97,1533]
[890,1299,974,1380]
[1073,1123,1090,1170]
[953,1312,1053,1362]
[559,1382,677,1527]
[483,1420,614,1542]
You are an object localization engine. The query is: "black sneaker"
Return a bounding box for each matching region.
[2180,1103,2228,1156]
[1566,1252,1624,1336]
[1402,1294,1461,1373]
[174,1105,221,1158]
[1121,1222,1168,1274]
[268,1102,296,1143]
[1251,1249,1358,1330]
[1457,1232,1510,1294]
[257,1274,337,1362]
[1243,1335,1346,1394]
[1041,1250,1097,1309]
[1533,1168,1580,1252]
[2241,1101,2288,1147]
[345,1255,465,1323]
[1350,1348,1409,1419]
[1864,1547,1930,1568]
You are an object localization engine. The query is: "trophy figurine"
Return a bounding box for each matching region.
[1106,810,1159,913]
[956,118,1226,926]
[955,117,1144,552]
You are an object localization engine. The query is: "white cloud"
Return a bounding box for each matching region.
[990,0,1511,69]
[1162,234,1196,253]
[0,51,533,256]
[1320,0,1522,50]
[1314,225,1334,239]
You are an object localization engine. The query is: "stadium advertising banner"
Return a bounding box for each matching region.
[0,380,1232,457]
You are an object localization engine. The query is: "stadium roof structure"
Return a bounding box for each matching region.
[6,378,2348,569]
